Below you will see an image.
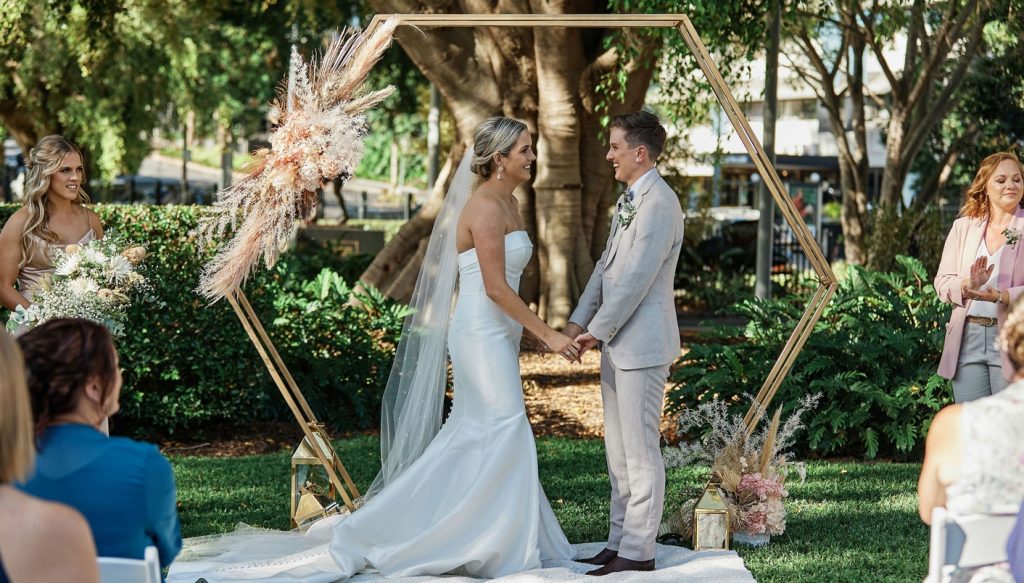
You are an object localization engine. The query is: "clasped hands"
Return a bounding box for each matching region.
[962,257,1006,304]
[553,322,599,364]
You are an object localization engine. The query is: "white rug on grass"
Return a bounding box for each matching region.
[347,543,755,583]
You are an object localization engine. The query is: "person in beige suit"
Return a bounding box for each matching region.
[564,111,684,576]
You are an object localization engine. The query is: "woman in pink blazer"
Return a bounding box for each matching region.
[935,151,1024,402]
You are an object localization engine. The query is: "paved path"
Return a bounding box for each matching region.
[138,152,428,219]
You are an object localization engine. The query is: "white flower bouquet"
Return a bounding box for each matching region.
[7,236,149,336]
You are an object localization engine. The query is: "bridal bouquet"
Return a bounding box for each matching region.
[662,392,821,542]
[6,236,149,336]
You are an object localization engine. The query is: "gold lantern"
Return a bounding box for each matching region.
[692,480,730,550]
[290,424,345,530]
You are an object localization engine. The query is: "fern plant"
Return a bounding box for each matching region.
[669,255,950,460]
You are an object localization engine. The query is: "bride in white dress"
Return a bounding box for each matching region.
[168,117,581,582]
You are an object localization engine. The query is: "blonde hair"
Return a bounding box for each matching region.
[20,135,90,269]
[0,332,34,484]
[471,117,528,178]
[959,151,1024,220]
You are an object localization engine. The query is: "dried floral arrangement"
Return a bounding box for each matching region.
[195,18,397,302]
[662,393,821,539]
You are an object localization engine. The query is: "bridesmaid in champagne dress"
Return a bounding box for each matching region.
[0,135,103,331]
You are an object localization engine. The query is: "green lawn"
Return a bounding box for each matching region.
[171,436,927,582]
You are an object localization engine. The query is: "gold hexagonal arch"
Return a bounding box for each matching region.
[366,12,839,429]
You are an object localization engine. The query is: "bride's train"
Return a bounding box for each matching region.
[168,227,573,582]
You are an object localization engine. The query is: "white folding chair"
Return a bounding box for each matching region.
[97,545,161,583]
[926,507,1018,583]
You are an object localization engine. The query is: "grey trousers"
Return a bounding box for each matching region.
[952,322,1009,403]
[600,348,671,561]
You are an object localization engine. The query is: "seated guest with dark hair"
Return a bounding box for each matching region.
[17,318,182,569]
[0,327,98,583]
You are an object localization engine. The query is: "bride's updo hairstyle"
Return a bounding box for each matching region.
[471,117,528,178]
[1000,296,1024,372]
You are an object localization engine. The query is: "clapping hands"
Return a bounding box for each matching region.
[969,256,993,289]
[963,257,999,302]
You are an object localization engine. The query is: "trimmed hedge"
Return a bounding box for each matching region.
[0,204,403,437]
[669,255,952,460]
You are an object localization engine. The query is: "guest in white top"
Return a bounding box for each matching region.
[919,295,1024,583]
[935,151,1024,402]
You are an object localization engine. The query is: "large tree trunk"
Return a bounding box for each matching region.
[361,1,658,326]
[531,12,584,323]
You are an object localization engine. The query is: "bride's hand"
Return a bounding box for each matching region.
[545,331,581,363]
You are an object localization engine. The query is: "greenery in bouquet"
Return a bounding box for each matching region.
[7,235,149,336]
[663,393,821,538]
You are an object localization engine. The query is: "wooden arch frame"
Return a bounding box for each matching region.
[365,13,839,429]
[229,12,838,523]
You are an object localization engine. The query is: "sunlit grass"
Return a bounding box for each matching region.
[171,437,926,582]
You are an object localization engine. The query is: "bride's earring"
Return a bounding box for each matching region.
[497,165,505,181]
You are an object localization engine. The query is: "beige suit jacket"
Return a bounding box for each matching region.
[570,169,685,370]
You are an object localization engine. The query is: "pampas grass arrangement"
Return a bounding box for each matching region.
[195,18,398,302]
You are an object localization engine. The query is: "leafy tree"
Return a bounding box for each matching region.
[0,1,360,179]
[779,1,1017,267]
[911,19,1024,214]
[0,0,194,178]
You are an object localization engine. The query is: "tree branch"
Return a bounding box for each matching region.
[905,0,979,110]
[901,15,985,167]
[857,4,902,102]
[904,0,924,81]
[910,122,979,213]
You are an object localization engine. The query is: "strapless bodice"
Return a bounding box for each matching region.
[457,230,532,295]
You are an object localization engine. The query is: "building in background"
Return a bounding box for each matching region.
[666,36,908,215]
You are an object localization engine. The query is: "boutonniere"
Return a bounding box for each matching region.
[617,200,638,229]
[1003,227,1022,247]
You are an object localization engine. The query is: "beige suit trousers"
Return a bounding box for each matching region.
[599,347,670,560]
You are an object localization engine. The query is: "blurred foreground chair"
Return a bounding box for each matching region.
[927,507,1018,583]
[98,545,160,583]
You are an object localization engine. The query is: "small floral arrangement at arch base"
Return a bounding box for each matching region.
[6,236,149,336]
[661,392,821,542]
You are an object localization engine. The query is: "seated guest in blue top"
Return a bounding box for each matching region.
[0,326,97,583]
[17,318,182,569]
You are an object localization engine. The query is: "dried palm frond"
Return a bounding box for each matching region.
[759,407,783,474]
[712,434,746,493]
[195,18,398,302]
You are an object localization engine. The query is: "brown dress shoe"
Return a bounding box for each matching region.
[577,548,618,565]
[586,556,655,576]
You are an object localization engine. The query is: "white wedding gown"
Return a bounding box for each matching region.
[168,230,575,582]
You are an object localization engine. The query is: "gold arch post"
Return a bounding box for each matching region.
[366,13,839,431]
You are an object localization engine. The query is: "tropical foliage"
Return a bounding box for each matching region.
[669,255,950,459]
